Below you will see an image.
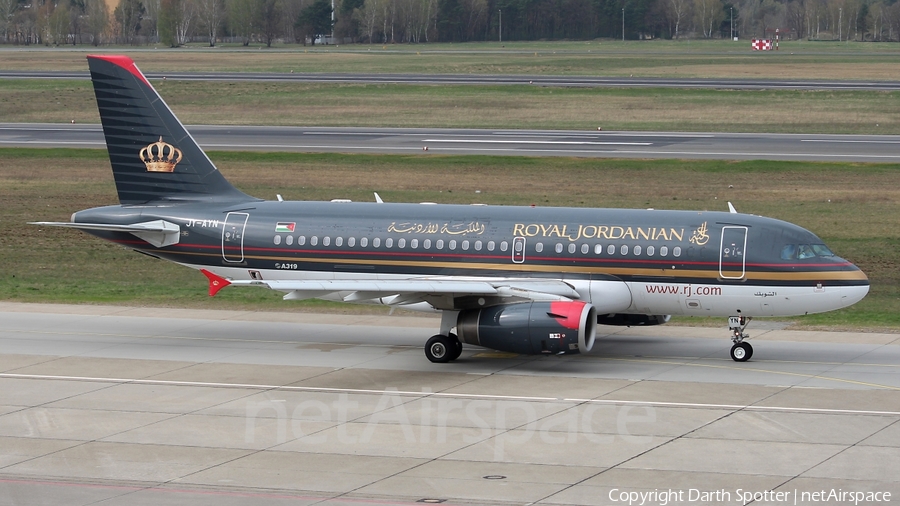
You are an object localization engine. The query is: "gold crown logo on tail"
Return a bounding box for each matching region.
[139,136,183,172]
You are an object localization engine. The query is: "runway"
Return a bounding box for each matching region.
[4,123,900,162]
[3,70,900,91]
[1,302,898,505]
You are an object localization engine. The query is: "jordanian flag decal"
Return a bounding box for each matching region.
[275,222,296,233]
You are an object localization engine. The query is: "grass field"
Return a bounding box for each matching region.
[2,42,898,134]
[2,79,898,134]
[2,40,899,79]
[3,148,898,330]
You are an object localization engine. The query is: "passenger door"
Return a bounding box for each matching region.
[222,212,249,263]
[719,226,747,279]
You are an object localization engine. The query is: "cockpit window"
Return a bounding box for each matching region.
[812,244,834,257]
[798,244,815,259]
[782,243,834,260]
[780,244,797,260]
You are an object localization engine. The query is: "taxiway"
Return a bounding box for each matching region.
[0,302,898,505]
[4,123,900,162]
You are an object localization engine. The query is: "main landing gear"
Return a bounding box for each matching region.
[425,333,463,363]
[728,315,753,362]
[425,311,463,363]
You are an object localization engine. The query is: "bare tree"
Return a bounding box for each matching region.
[0,0,18,41]
[356,0,379,42]
[786,0,806,37]
[227,0,255,44]
[115,0,146,44]
[256,0,282,46]
[48,1,70,44]
[668,0,690,38]
[461,0,485,40]
[176,0,196,43]
[84,0,109,45]
[693,0,723,37]
[197,0,225,44]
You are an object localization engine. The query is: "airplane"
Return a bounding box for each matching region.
[33,55,869,364]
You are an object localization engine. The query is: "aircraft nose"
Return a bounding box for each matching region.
[842,283,869,307]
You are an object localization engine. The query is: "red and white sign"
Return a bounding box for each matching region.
[752,39,773,51]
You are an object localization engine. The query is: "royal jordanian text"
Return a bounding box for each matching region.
[513,223,686,242]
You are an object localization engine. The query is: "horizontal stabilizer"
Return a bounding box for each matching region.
[31,220,181,248]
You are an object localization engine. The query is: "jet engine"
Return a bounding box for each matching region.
[457,301,596,355]
[597,314,671,326]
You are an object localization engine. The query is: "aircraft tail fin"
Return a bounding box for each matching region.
[87,55,255,205]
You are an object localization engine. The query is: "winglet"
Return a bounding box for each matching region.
[201,269,231,296]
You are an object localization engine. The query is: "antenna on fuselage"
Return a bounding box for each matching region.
[374,192,384,203]
[727,202,737,213]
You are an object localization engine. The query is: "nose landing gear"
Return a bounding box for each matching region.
[728,315,753,362]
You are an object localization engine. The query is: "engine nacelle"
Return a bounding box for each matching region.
[457,301,596,355]
[597,314,671,326]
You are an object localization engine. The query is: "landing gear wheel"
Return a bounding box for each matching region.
[448,333,463,361]
[425,334,455,363]
[730,342,753,362]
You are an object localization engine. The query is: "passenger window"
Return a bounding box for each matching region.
[634,245,642,256]
[647,245,655,256]
[323,236,331,246]
[411,239,418,249]
[360,237,369,247]
[660,246,668,256]
[594,244,602,255]
[423,239,431,249]
[274,235,282,245]
[311,236,318,246]
[385,238,394,248]
[620,244,629,255]
[581,244,589,255]
[487,241,495,251]
[436,239,444,249]
[474,240,482,251]
[348,237,355,247]
[372,237,379,247]
[335,237,343,247]
[555,243,564,254]
[298,235,306,246]
[673,246,682,257]
[398,238,406,248]
[568,243,577,254]
[286,235,293,246]
[449,240,457,250]
[462,240,470,250]
[535,242,544,253]
[500,241,508,252]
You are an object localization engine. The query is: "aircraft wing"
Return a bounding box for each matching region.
[200,270,580,307]
[31,220,181,248]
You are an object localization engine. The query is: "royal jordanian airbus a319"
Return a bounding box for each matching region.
[34,55,869,363]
